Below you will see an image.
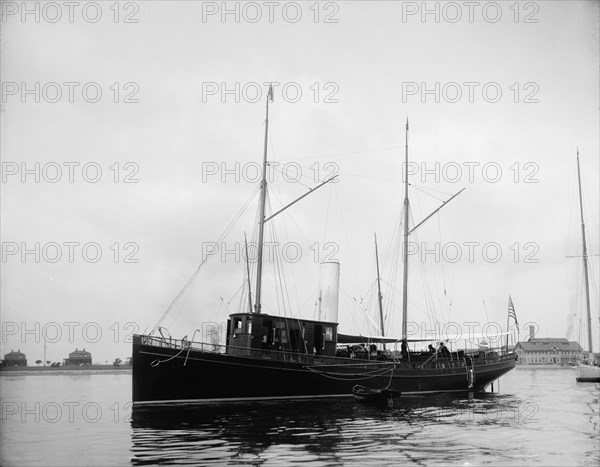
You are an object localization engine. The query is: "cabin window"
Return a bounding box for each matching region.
[325,326,333,341]
[246,320,252,334]
[234,318,242,334]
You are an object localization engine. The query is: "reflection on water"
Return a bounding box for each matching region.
[0,369,598,466]
[130,384,599,466]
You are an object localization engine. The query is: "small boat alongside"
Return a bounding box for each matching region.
[352,384,402,405]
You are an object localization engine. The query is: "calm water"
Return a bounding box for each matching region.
[0,368,598,466]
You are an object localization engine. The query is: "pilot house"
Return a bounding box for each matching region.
[226,313,338,358]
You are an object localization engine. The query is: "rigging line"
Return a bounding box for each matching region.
[412,227,435,331]
[447,199,460,320]
[459,200,490,323]
[410,184,447,203]
[380,277,431,313]
[225,280,247,310]
[245,207,261,314]
[271,221,284,318]
[269,162,314,190]
[267,193,295,321]
[334,187,361,292]
[341,288,370,335]
[351,286,380,336]
[437,213,448,322]
[304,365,395,381]
[168,267,205,327]
[297,285,321,315]
[321,182,334,247]
[150,185,260,334]
[384,212,402,336]
[277,197,301,320]
[339,172,402,182]
[409,182,456,198]
[275,145,403,162]
[271,211,293,320]
[268,188,313,247]
[407,207,437,329]
[412,211,439,329]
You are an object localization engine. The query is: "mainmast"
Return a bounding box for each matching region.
[254,85,273,314]
[375,233,385,338]
[244,233,253,313]
[576,150,593,354]
[401,119,410,339]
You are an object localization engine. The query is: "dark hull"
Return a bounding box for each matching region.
[132,335,517,404]
[575,365,600,382]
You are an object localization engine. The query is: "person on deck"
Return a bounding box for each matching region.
[401,339,409,359]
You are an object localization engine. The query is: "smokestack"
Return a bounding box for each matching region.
[317,261,340,323]
[529,325,535,340]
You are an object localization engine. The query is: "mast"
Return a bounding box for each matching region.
[576,150,593,354]
[375,233,385,337]
[401,119,410,339]
[254,85,273,314]
[244,233,253,313]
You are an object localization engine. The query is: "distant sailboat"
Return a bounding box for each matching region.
[573,151,600,383]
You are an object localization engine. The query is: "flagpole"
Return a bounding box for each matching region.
[506,296,509,353]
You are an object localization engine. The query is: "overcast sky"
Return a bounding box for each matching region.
[1,0,599,364]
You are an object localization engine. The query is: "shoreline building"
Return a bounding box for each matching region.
[63,348,92,366]
[514,326,583,365]
[1,350,27,368]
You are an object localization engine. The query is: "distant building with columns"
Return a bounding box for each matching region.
[514,325,583,365]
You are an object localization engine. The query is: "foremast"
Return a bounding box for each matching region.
[253,85,337,315]
[576,150,593,355]
[401,120,410,339]
[399,120,465,341]
[254,85,274,314]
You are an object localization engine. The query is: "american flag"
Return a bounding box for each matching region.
[508,295,518,325]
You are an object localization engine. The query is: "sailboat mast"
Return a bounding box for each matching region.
[375,233,385,337]
[254,85,273,314]
[401,119,410,340]
[576,150,593,354]
[244,233,253,313]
